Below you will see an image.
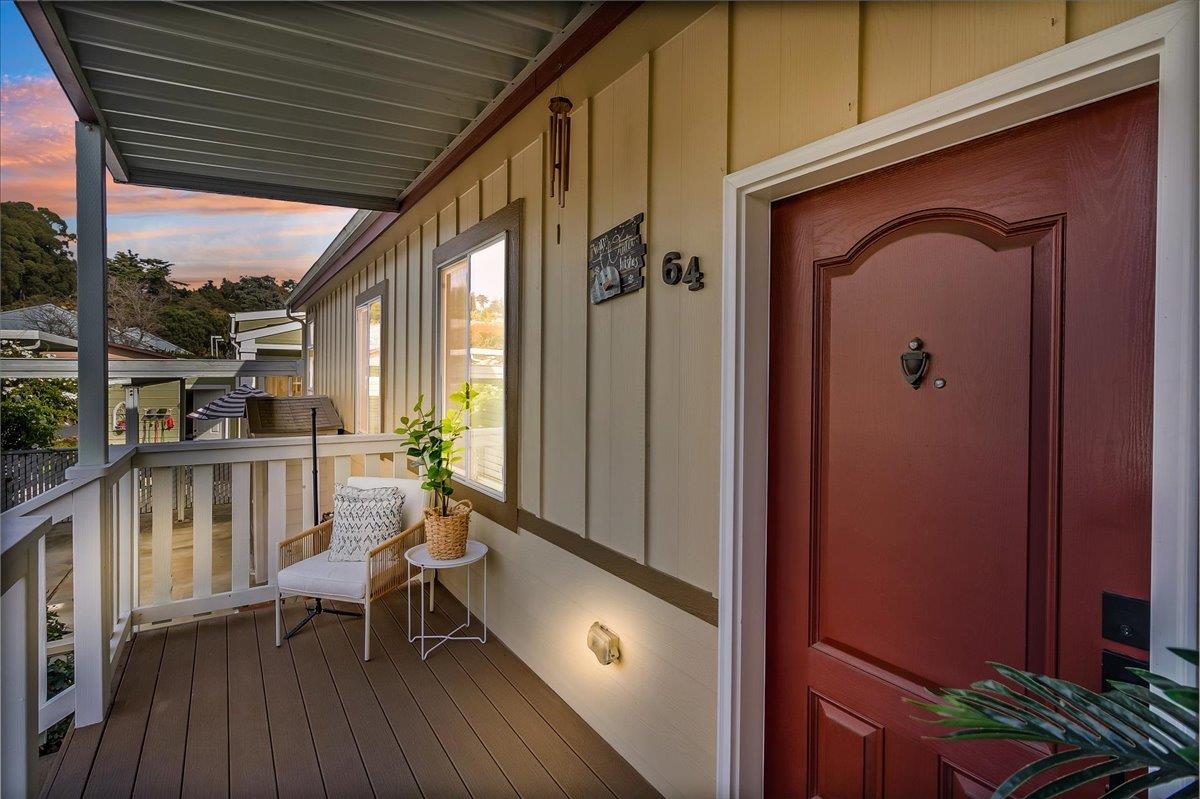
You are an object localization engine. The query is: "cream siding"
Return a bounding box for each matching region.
[300,3,1166,793]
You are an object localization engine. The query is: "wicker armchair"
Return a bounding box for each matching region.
[275,476,426,660]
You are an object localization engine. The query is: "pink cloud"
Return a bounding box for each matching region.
[1,75,354,284]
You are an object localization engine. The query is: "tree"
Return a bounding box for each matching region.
[0,345,77,449]
[0,202,76,307]
[105,249,182,349]
[211,274,293,310]
[157,294,228,357]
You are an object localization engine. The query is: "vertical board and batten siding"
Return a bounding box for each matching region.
[586,57,649,563]
[513,135,545,518]
[541,101,589,535]
[305,0,1169,590]
[300,3,1168,793]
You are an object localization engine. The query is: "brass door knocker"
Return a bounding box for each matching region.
[900,337,929,389]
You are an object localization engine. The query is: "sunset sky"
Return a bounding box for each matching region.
[0,2,355,287]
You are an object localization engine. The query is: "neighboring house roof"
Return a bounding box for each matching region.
[0,304,190,356]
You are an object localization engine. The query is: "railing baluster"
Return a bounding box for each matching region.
[231,462,251,592]
[192,465,214,599]
[334,455,351,486]
[1,524,43,798]
[151,467,173,605]
[266,460,287,583]
[118,469,134,617]
[36,536,47,726]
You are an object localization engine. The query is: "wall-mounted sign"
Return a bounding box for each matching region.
[589,213,646,305]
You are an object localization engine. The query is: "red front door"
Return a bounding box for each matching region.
[765,87,1158,797]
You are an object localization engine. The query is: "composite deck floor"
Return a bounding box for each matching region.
[41,590,660,799]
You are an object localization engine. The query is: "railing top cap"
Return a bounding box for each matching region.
[1,513,52,557]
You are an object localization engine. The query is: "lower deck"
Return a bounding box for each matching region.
[40,589,658,798]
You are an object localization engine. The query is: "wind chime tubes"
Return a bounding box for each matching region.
[548,96,572,208]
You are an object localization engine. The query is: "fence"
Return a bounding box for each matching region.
[1,449,78,511]
[136,462,232,514]
[2,449,232,515]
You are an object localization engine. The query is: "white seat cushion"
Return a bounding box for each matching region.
[278,551,367,601]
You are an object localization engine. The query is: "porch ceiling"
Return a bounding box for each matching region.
[19,1,588,210]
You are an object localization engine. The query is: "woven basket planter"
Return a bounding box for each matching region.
[424,500,472,559]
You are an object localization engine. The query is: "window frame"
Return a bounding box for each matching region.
[352,281,388,435]
[432,198,522,530]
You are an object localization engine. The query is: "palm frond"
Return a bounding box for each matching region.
[908,649,1198,798]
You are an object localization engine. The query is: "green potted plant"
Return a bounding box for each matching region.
[911,648,1198,797]
[396,384,477,559]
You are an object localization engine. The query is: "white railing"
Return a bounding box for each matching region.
[0,433,405,797]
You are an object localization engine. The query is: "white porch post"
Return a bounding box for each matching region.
[75,122,109,467]
[72,479,112,726]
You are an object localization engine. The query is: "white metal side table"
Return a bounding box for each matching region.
[404,540,488,660]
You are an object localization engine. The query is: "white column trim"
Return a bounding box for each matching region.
[74,121,109,467]
[717,4,1198,795]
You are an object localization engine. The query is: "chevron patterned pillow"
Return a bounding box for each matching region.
[328,484,405,562]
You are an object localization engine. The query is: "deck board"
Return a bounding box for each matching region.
[337,611,469,797]
[253,607,324,798]
[226,611,275,798]
[279,605,373,797]
[182,617,229,799]
[424,601,617,798]
[380,592,567,798]
[133,623,197,798]
[310,611,422,797]
[40,641,132,799]
[82,629,166,798]
[42,595,659,799]
[355,593,519,799]
[430,593,660,799]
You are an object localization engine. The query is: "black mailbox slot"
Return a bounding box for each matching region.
[1101,591,1150,650]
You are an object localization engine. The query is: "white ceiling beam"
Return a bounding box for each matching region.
[61,10,488,114]
[465,2,578,34]
[129,167,397,211]
[90,83,453,152]
[75,44,470,135]
[62,3,504,101]
[105,121,430,172]
[174,1,527,84]
[122,153,405,195]
[117,139,420,182]
[94,93,443,162]
[320,2,548,60]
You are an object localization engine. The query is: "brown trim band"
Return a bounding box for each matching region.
[517,511,719,627]
[289,2,640,309]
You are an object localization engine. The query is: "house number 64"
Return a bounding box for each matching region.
[661,252,704,291]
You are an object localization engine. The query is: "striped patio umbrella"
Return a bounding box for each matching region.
[187,384,271,419]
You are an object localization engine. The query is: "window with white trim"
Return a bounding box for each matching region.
[354,292,383,434]
[438,236,506,497]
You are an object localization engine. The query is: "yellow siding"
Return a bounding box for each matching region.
[306,0,1164,592]
[301,5,1166,788]
[1066,0,1171,40]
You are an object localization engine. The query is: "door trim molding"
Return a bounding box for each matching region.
[717,3,1198,795]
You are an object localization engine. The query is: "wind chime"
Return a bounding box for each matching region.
[548,95,573,208]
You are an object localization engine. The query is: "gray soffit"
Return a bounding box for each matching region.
[20,1,588,211]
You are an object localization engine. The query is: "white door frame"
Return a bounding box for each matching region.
[716,3,1198,795]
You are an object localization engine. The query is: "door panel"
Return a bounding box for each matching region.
[766,87,1157,797]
